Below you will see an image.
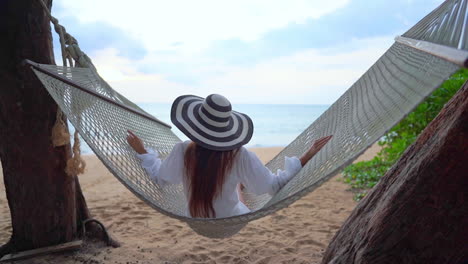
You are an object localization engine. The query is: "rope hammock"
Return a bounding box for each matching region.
[27,0,468,238]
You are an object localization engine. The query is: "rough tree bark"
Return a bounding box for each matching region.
[0,0,103,257]
[321,81,468,264]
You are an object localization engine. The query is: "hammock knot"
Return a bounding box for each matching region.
[51,110,86,176]
[66,130,86,176]
[51,110,70,146]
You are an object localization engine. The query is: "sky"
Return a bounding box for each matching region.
[51,0,444,104]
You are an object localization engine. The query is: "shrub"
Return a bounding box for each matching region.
[343,68,468,200]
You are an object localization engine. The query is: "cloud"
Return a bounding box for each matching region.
[198,35,395,104]
[50,9,147,62]
[50,0,444,64]
[48,0,444,105]
[88,48,193,103]
[54,0,350,51]
[89,35,394,105]
[203,0,446,64]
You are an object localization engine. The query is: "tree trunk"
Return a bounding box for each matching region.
[0,0,91,255]
[321,81,468,264]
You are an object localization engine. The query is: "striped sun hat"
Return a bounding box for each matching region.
[170,94,254,151]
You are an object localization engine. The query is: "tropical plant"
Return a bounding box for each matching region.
[343,68,468,200]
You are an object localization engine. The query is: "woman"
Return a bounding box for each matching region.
[127,94,332,219]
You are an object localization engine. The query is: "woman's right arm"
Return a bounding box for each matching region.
[299,135,333,166]
[239,149,302,196]
[239,135,332,196]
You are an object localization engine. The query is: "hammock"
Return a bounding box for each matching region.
[27,0,467,238]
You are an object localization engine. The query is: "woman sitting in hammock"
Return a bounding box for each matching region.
[127,94,332,219]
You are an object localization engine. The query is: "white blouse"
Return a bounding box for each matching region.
[136,141,302,218]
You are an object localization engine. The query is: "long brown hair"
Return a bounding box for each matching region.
[184,142,240,218]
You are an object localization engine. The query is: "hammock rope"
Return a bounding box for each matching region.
[38,0,87,175]
[28,0,468,238]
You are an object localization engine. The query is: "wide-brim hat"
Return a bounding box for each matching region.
[170,94,254,151]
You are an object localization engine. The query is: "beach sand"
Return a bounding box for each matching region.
[0,145,380,263]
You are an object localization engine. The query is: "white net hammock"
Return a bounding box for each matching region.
[28,0,467,238]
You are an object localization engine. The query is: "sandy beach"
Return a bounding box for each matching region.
[0,145,380,263]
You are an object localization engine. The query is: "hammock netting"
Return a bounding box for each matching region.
[29,0,467,238]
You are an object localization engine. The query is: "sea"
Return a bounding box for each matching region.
[76,103,330,154]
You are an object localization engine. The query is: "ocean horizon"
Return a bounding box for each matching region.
[77,103,330,154]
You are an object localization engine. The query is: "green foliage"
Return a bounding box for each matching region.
[343,68,468,200]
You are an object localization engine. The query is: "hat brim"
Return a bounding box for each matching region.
[171,95,254,151]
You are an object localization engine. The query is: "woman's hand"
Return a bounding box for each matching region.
[300,135,333,166]
[126,130,147,154]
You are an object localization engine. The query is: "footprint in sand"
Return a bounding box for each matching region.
[256,256,273,264]
[218,255,234,263]
[284,247,298,253]
[264,241,284,248]
[209,250,223,257]
[160,228,174,234]
[293,239,325,247]
[332,208,346,214]
[293,203,315,209]
[281,230,295,237]
[191,245,206,252]
[272,214,286,221]
[132,216,149,220]
[184,252,212,262]
[316,229,330,234]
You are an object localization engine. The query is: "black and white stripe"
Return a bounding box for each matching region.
[171,94,254,151]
